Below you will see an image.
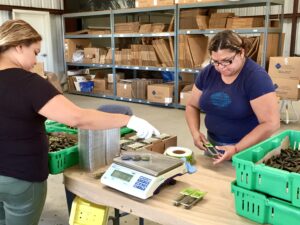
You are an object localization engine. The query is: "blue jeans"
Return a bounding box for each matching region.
[0,175,47,225]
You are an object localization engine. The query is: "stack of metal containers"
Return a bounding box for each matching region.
[78,128,120,171]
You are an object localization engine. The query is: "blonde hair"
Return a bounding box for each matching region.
[208,30,251,56]
[0,19,42,54]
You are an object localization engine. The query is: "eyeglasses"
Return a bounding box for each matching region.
[210,53,237,67]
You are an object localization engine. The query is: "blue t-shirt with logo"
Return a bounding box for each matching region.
[195,58,275,143]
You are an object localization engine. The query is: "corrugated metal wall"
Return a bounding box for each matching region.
[219,0,295,57]
[0,10,10,24]
[2,0,63,9]
[0,1,65,79]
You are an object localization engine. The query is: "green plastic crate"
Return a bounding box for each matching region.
[47,126,78,174]
[45,120,77,133]
[45,119,59,126]
[47,125,131,174]
[46,122,131,137]
[232,130,300,207]
[48,145,79,174]
[46,125,78,134]
[120,127,134,137]
[268,197,300,225]
[232,181,300,225]
[231,181,268,224]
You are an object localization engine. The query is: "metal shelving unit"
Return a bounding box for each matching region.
[66,63,113,68]
[114,65,175,72]
[65,34,112,39]
[63,0,284,108]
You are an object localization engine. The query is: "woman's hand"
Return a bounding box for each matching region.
[212,145,237,165]
[192,131,208,151]
[127,116,160,139]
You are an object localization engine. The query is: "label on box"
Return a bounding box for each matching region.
[164,97,172,103]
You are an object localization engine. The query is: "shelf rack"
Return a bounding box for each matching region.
[62,0,284,108]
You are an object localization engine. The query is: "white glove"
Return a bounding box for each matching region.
[127,116,160,139]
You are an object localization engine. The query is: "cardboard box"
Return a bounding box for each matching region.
[147,83,174,104]
[64,39,91,62]
[257,33,284,66]
[70,75,92,91]
[180,17,199,29]
[209,13,234,29]
[45,72,63,93]
[176,0,197,3]
[135,79,163,100]
[180,90,193,106]
[31,62,45,77]
[117,81,134,98]
[87,29,110,35]
[145,140,165,153]
[180,84,193,106]
[107,73,125,83]
[93,79,107,93]
[67,76,76,92]
[187,35,209,67]
[268,57,300,80]
[115,22,140,33]
[135,0,174,7]
[181,72,196,83]
[272,77,300,100]
[145,135,177,154]
[226,17,264,29]
[180,8,209,29]
[208,17,227,29]
[107,83,113,91]
[163,135,177,150]
[176,0,224,3]
[196,15,209,30]
[179,35,209,68]
[83,48,100,64]
[156,0,174,6]
[135,0,153,7]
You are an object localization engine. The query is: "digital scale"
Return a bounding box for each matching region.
[101,152,187,199]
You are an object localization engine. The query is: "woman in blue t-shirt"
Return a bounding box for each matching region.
[185,30,280,165]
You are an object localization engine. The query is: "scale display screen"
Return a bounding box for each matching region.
[111,169,133,182]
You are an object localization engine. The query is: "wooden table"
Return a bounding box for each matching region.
[63,155,256,225]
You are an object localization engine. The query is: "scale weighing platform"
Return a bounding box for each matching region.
[101,152,187,199]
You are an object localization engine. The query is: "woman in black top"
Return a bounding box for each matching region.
[0,19,159,225]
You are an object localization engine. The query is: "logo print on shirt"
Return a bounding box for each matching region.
[210,92,231,108]
[275,63,281,69]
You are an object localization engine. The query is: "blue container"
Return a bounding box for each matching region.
[79,81,94,92]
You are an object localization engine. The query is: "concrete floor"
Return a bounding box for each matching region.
[40,94,300,225]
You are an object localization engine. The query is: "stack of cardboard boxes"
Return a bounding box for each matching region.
[115,79,193,104]
[268,57,300,100]
[117,79,163,99]
[67,71,124,94]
